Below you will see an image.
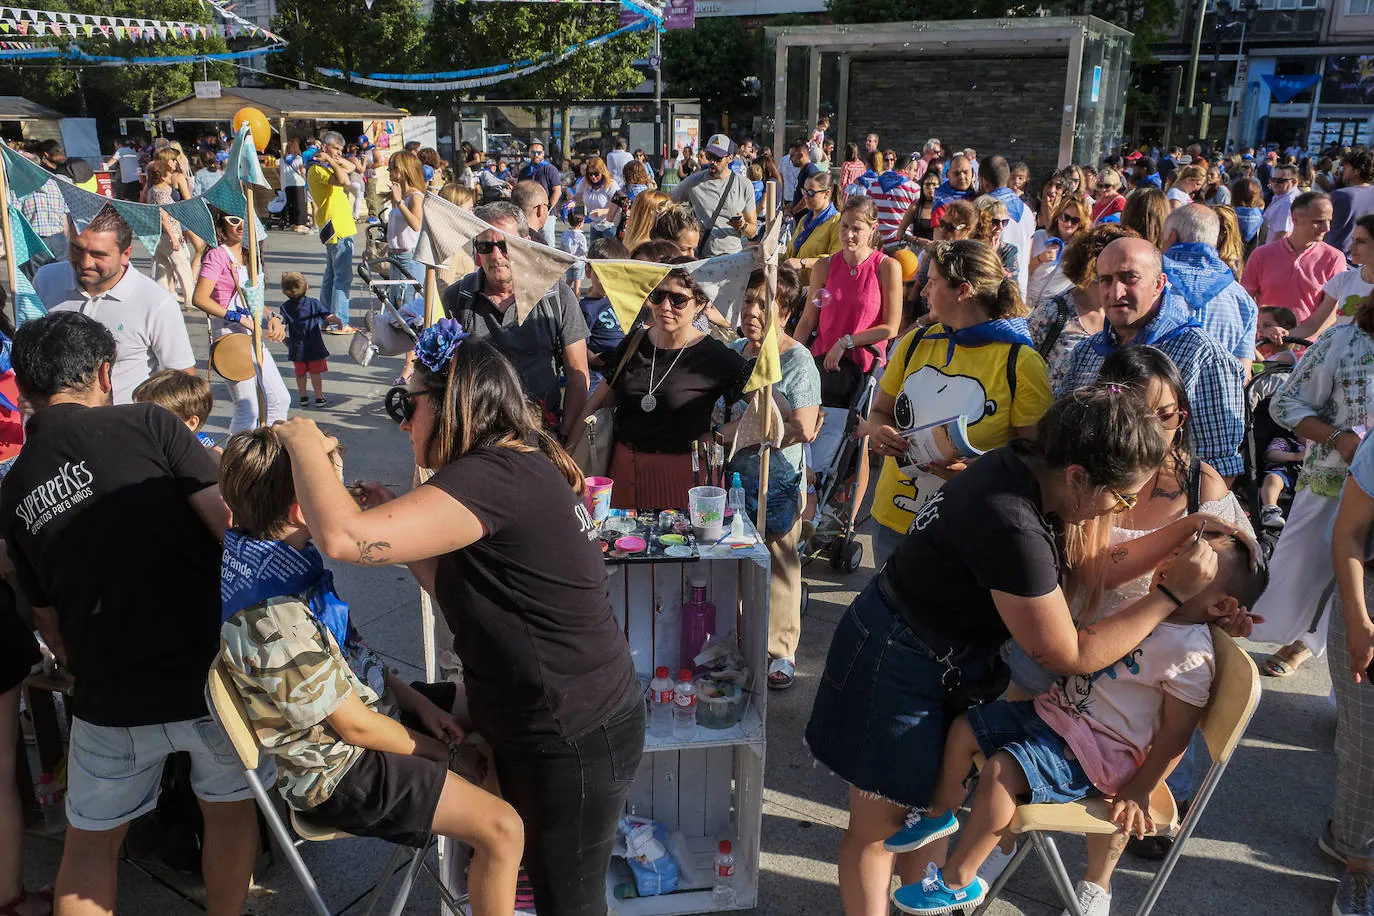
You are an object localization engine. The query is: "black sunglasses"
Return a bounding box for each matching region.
[704,152,724,164]
[475,239,509,255]
[384,386,428,424]
[648,288,693,309]
[802,187,831,197]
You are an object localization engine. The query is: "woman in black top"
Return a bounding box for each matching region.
[806,386,1253,916]
[579,266,749,508]
[277,327,642,916]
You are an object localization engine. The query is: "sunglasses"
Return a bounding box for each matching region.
[1095,184,1118,192]
[384,386,428,424]
[885,155,897,162]
[1059,214,1082,225]
[475,239,510,255]
[802,187,831,198]
[223,215,244,229]
[1108,488,1139,515]
[1155,406,1189,431]
[988,218,1010,229]
[648,288,693,309]
[938,220,967,232]
[704,152,723,164]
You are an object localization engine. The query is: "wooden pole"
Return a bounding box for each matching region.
[0,143,20,326]
[244,182,268,426]
[423,264,439,329]
[755,181,778,537]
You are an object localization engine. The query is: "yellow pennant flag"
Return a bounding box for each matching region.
[743,316,781,392]
[591,260,672,333]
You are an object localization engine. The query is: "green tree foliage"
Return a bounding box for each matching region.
[0,0,234,115]
[269,0,426,99]
[425,4,648,103]
[662,18,762,123]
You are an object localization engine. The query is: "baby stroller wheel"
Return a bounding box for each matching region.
[843,539,864,573]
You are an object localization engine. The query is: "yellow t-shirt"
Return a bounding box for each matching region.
[872,323,1053,535]
[307,163,356,242]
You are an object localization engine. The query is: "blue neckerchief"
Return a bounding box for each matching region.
[932,181,975,211]
[221,529,351,650]
[1140,173,1162,189]
[922,318,1034,366]
[792,202,838,252]
[853,169,878,190]
[876,170,910,193]
[1235,206,1263,243]
[987,186,1026,223]
[751,179,765,203]
[1086,286,1201,356]
[196,431,217,448]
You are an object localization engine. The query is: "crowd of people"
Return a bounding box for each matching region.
[0,118,1372,916]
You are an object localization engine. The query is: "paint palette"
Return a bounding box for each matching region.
[599,510,701,565]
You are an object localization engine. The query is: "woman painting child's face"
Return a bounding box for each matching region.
[399,384,437,469]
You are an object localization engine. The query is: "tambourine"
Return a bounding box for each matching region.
[209,334,256,382]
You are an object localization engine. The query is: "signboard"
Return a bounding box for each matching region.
[1322,55,1374,106]
[400,115,437,151]
[1262,73,1321,104]
[672,116,699,154]
[1268,102,1311,119]
[364,119,398,150]
[666,0,694,28]
[1090,66,1101,103]
[194,80,222,99]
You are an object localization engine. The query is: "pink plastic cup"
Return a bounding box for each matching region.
[585,476,614,524]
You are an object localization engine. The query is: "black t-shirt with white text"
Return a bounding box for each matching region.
[1,403,222,726]
[425,446,635,746]
[884,440,1065,649]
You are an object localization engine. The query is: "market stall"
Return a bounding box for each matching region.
[0,96,63,146]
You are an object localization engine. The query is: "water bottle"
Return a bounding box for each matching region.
[648,666,675,739]
[672,669,697,740]
[712,840,738,906]
[679,574,717,670]
[36,772,64,834]
[727,472,747,541]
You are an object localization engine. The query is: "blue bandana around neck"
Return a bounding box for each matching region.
[1086,287,1200,356]
[932,180,975,212]
[922,317,1034,366]
[792,202,838,252]
[876,170,910,193]
[221,529,351,650]
[987,186,1027,224]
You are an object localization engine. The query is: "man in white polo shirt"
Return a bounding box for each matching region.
[33,207,195,404]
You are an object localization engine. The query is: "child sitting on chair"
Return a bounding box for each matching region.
[216,427,523,916]
[886,533,1267,915]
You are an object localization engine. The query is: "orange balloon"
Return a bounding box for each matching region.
[893,247,920,282]
[232,106,271,153]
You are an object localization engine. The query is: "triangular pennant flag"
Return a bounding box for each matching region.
[728,388,785,460]
[7,205,51,268]
[590,260,671,333]
[54,180,108,232]
[2,144,55,197]
[16,22,25,35]
[682,250,755,328]
[742,307,781,393]
[222,124,271,191]
[757,211,782,266]
[203,172,247,217]
[99,24,108,37]
[108,198,165,255]
[165,198,216,249]
[503,232,577,325]
[414,192,485,269]
[83,23,91,35]
[14,269,45,325]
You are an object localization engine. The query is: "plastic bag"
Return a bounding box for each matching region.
[616,815,680,896]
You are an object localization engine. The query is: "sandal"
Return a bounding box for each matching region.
[767,657,796,691]
[1262,641,1313,678]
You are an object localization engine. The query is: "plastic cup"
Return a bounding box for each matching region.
[585,477,614,524]
[688,486,727,542]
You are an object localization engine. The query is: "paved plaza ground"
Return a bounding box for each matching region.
[19,229,1346,915]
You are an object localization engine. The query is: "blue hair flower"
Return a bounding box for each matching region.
[414,318,470,374]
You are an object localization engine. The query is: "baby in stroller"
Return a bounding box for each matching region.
[1258,436,1305,530]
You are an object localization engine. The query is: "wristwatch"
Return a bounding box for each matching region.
[843,334,855,350]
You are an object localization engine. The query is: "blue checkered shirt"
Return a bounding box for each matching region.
[20,176,68,237]
[1055,286,1246,476]
[1162,243,1257,362]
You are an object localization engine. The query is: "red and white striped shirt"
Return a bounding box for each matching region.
[870,174,922,246]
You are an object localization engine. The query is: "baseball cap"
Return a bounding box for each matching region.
[704,134,735,158]
[1242,153,1255,161]
[357,135,371,147]
[1265,150,1278,160]
[1125,150,1143,161]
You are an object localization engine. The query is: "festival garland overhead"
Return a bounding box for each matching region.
[0,41,285,63]
[0,4,282,42]
[316,16,654,91]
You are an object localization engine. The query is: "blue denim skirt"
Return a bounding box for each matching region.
[805,578,1000,808]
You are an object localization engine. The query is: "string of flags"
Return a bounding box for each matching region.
[0,6,276,41]
[0,42,287,63]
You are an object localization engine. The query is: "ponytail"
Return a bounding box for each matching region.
[996,276,1026,319]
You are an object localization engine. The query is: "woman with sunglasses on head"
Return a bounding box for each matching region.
[192,209,290,433]
[1026,196,1091,309]
[783,171,842,286]
[577,264,750,508]
[276,327,642,916]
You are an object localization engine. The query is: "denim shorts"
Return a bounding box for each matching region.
[1004,640,1058,697]
[67,716,267,831]
[805,578,999,808]
[964,700,1095,805]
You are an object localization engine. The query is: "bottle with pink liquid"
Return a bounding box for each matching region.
[679,573,716,670]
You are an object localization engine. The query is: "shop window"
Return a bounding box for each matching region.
[1351,0,1374,13]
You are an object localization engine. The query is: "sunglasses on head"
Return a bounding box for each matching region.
[938,220,967,232]
[648,288,693,309]
[1108,488,1139,514]
[475,239,509,255]
[384,386,428,424]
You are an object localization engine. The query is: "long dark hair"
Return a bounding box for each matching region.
[415,338,584,495]
[1096,345,1194,491]
[1034,384,1168,491]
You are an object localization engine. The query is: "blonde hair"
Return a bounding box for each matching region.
[1213,205,1245,279]
[388,150,426,193]
[973,195,1010,245]
[219,427,298,540]
[440,183,477,209]
[583,156,610,182]
[927,239,1025,319]
[622,189,672,252]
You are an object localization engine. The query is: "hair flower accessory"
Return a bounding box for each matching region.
[414,318,470,373]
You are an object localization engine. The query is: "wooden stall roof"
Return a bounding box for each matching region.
[0,97,64,121]
[154,87,406,122]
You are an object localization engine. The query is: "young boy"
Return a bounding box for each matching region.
[279,272,342,408]
[216,428,523,914]
[1254,305,1299,366]
[886,535,1267,915]
[581,237,629,386]
[560,209,589,290]
[1259,435,1305,530]
[132,369,218,451]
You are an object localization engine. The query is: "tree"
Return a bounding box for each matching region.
[662,18,762,124]
[0,0,234,115]
[268,0,426,101]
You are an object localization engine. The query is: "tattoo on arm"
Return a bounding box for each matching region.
[1110,545,1129,564]
[1151,484,1183,500]
[355,539,392,565]
[1107,832,1128,861]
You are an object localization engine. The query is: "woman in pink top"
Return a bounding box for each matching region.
[792,195,901,522]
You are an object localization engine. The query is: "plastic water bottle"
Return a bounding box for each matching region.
[36,772,64,834]
[727,472,747,541]
[712,840,738,906]
[679,574,717,670]
[648,666,675,739]
[672,669,697,740]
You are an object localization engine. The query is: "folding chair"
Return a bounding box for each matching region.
[205,661,467,916]
[973,627,1262,916]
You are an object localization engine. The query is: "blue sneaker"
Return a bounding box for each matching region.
[892,863,987,915]
[1334,871,1374,915]
[883,808,960,853]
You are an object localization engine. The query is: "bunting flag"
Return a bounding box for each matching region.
[7,205,51,268]
[413,192,486,269]
[681,250,755,328]
[728,388,784,460]
[166,198,217,247]
[588,260,671,333]
[54,179,110,231]
[505,232,579,325]
[108,198,165,258]
[742,212,784,393]
[1,147,51,197]
[14,270,44,324]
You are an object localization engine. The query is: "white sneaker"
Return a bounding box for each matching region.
[1059,880,1111,916]
[1260,504,1286,529]
[977,841,1017,887]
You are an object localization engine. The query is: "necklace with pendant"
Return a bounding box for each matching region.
[642,336,687,413]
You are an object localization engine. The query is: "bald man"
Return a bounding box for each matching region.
[1056,237,1245,478]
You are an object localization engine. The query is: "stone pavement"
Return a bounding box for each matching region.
[20,228,1344,915]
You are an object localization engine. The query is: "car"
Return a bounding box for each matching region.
[486,134,527,161]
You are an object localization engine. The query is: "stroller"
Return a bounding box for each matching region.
[1238,339,1310,557]
[799,345,887,577]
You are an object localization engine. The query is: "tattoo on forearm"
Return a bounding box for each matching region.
[1110,545,1129,564]
[355,539,392,565]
